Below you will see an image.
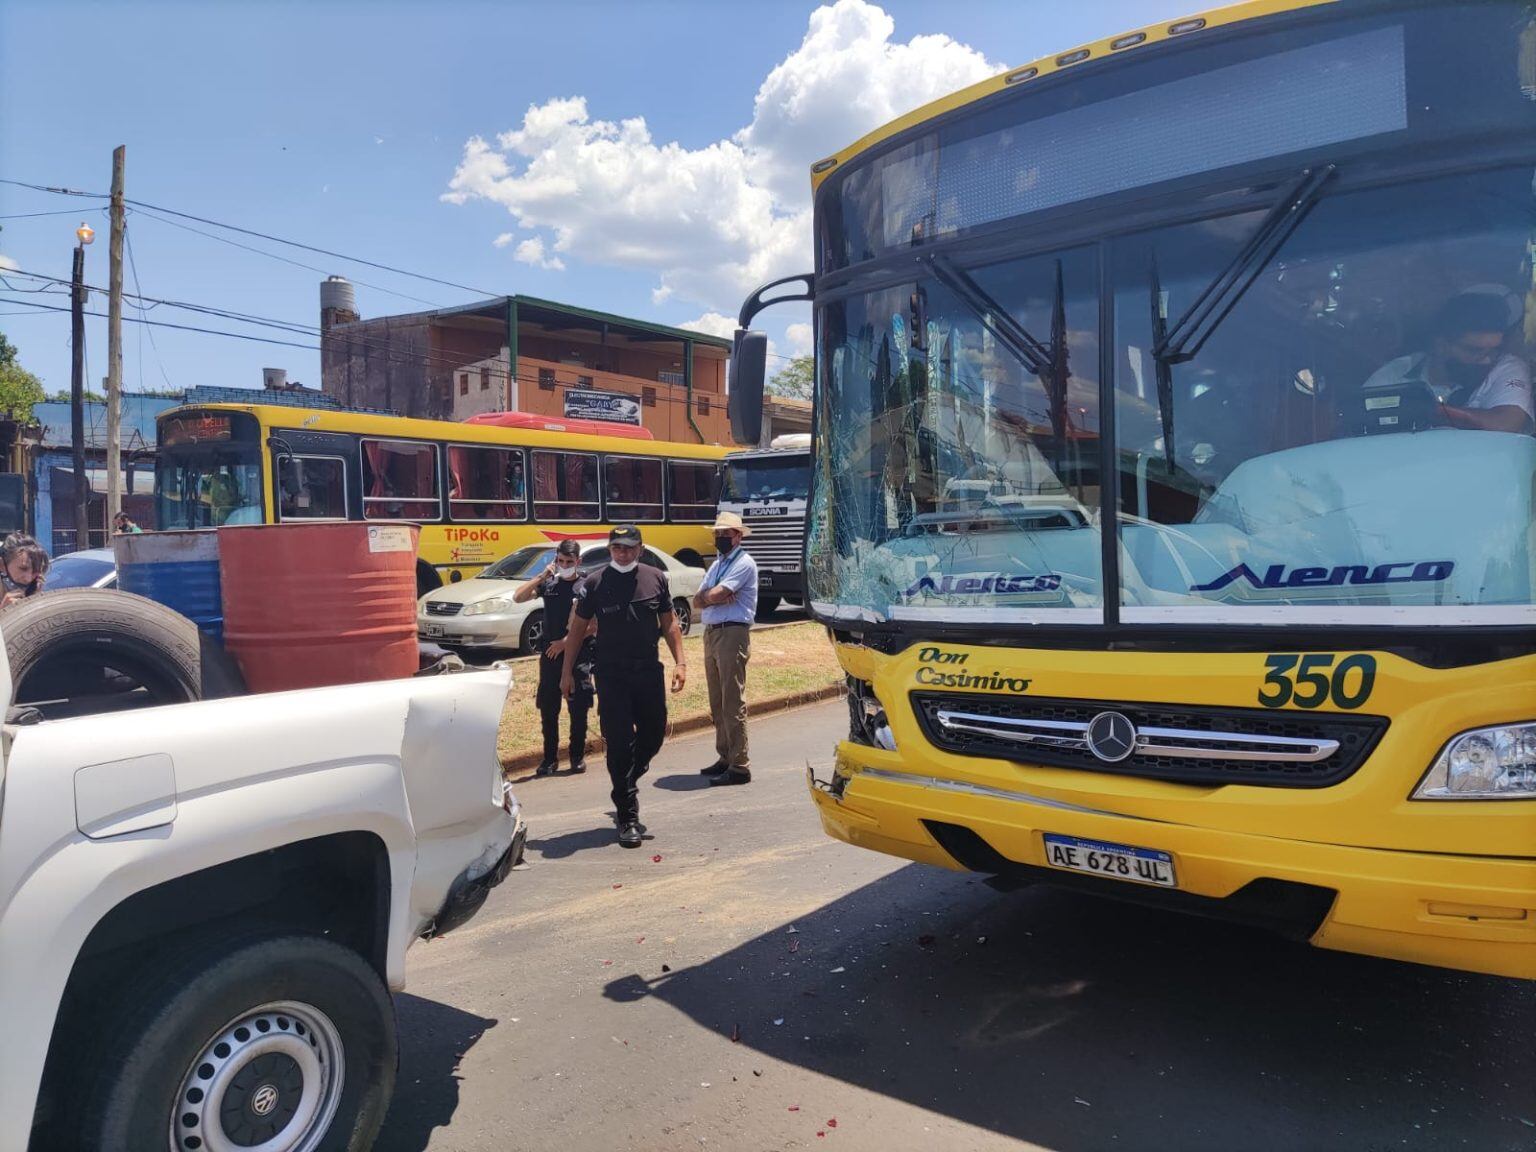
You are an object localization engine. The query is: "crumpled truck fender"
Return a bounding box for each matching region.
[399,669,518,938]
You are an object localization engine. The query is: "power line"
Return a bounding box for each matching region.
[0,294,730,413]
[126,196,501,298]
[0,209,96,220]
[125,226,174,391]
[129,207,443,309]
[0,178,106,198]
[6,176,808,367]
[0,297,322,351]
[3,265,756,388]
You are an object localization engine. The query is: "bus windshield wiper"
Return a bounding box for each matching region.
[922,253,1071,454]
[1152,164,1335,365]
[922,254,1053,378]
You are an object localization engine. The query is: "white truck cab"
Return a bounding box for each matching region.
[0,632,523,1151]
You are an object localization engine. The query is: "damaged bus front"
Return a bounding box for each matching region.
[729,0,1536,979]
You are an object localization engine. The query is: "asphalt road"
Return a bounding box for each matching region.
[378,701,1536,1152]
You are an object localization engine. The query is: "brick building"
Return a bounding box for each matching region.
[318,278,734,445]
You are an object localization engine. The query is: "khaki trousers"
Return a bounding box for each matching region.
[704,623,751,770]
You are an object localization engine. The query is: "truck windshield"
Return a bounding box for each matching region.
[810,165,1536,626]
[721,456,811,502]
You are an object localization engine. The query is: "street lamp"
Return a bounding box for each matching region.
[76,221,95,247]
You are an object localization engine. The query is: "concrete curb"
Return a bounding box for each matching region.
[500,680,844,775]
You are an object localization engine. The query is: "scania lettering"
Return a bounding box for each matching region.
[717,435,811,618]
[728,1,1536,980]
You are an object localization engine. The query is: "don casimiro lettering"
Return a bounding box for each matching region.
[913,646,1032,693]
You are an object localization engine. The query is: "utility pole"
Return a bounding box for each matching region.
[106,145,126,525]
[70,222,94,552]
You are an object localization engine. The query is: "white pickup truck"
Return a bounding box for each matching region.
[0,592,523,1151]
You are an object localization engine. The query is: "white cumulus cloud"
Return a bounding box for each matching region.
[443,0,1000,318]
[0,254,17,272]
[513,236,566,271]
[492,232,515,248]
[679,312,739,341]
[784,322,814,358]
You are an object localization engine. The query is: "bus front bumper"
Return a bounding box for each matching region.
[811,745,1536,981]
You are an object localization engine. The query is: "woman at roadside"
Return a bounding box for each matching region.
[1,533,50,608]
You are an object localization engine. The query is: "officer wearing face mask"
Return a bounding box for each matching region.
[562,525,686,848]
[513,538,593,777]
[694,512,758,786]
[1364,291,1532,434]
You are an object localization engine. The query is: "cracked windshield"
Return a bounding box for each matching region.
[811,171,1536,624]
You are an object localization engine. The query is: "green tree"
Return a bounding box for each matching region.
[0,331,45,421]
[767,354,813,401]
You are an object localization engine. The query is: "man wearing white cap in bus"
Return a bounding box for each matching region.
[694,511,758,786]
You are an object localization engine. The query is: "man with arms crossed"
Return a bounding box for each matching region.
[695,512,758,787]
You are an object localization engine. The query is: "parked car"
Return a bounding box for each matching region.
[419,541,704,656]
[41,547,117,590]
[0,590,524,1150]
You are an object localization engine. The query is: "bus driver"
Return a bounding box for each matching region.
[1363,291,1533,434]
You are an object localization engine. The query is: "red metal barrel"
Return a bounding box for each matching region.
[218,522,419,693]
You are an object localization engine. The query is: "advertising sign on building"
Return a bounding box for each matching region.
[564,389,642,425]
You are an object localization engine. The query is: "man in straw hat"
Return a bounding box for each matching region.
[694,511,759,786]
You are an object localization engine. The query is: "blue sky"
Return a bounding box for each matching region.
[1,0,1176,398]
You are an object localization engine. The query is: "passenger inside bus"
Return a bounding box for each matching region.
[1362,290,1532,434]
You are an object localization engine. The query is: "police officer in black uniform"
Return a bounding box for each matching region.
[512,538,593,777]
[562,525,686,848]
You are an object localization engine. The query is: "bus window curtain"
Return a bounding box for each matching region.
[363,441,386,498]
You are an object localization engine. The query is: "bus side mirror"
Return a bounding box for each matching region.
[729,329,768,445]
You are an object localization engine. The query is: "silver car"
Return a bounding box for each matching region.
[418,542,704,657]
[41,547,118,590]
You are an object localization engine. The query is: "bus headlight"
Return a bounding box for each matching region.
[1412,722,1536,799]
[462,597,513,617]
[846,677,896,751]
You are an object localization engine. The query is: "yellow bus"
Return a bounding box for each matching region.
[729,0,1536,979]
[153,402,730,593]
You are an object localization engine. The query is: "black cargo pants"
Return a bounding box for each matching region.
[595,658,668,825]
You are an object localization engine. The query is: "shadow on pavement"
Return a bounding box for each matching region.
[528,827,620,858]
[651,772,714,792]
[602,865,1536,1152]
[375,994,498,1152]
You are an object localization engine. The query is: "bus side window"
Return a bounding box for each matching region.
[667,460,718,522]
[278,456,348,520]
[604,455,664,522]
[532,450,599,521]
[361,439,441,521]
[448,444,527,521]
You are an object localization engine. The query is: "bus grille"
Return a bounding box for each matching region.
[910,692,1387,788]
[741,517,805,569]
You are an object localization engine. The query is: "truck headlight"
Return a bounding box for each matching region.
[1412,722,1536,799]
[463,597,512,617]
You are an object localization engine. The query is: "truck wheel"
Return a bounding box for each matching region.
[80,935,396,1152]
[3,588,245,714]
[755,594,781,620]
